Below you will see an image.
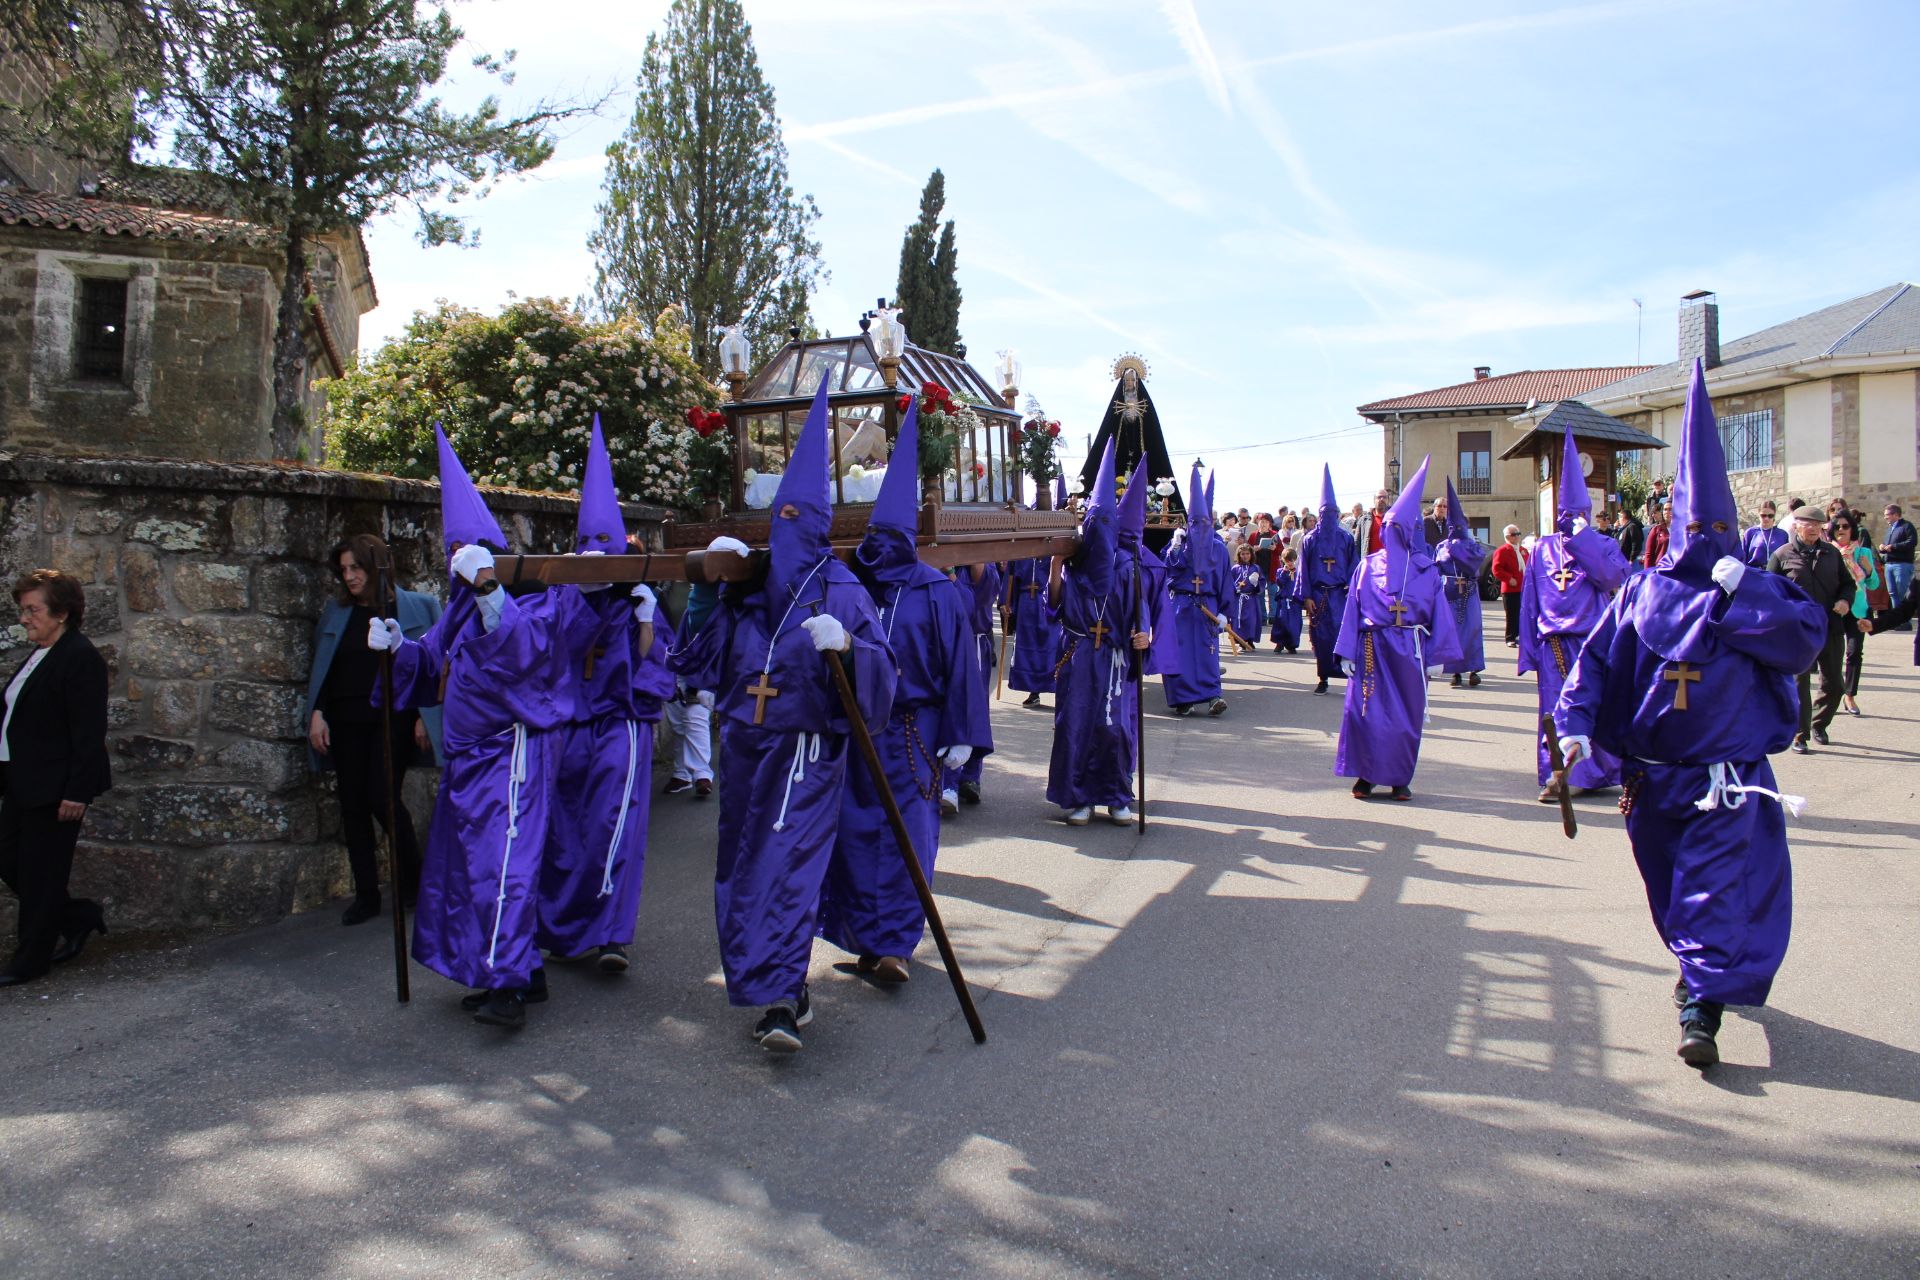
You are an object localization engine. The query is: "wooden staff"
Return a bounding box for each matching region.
[1197,602,1251,654]
[372,545,411,1003]
[1542,713,1578,839]
[820,643,987,1044]
[993,611,1007,701]
[1133,551,1148,833]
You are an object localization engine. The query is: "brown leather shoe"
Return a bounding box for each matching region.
[857,955,910,984]
[1537,783,1563,805]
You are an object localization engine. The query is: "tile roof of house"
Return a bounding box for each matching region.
[1357,367,1654,416]
[0,188,279,248]
[1579,283,1920,405]
[1498,399,1668,461]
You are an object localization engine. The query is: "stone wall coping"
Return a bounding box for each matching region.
[0,449,672,523]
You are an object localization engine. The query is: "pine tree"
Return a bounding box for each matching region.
[588,0,824,376]
[894,169,963,356]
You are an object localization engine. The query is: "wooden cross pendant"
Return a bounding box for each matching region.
[1322,557,1337,572]
[1551,565,1577,591]
[746,670,780,725]
[1387,599,1410,626]
[1088,618,1110,649]
[1663,661,1701,710]
[1024,581,1041,597]
[1191,573,1207,592]
[583,645,606,680]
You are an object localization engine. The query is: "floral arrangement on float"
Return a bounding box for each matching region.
[1018,414,1064,486]
[897,380,976,479]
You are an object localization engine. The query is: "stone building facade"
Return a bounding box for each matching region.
[1578,286,1920,530]
[0,452,666,934]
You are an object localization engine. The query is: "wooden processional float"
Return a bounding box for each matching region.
[493,314,1082,591]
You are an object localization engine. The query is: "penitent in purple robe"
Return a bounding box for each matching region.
[1161,532,1229,708]
[1518,528,1629,787]
[1270,567,1303,651]
[1555,568,1824,1004]
[1047,559,1144,809]
[1005,556,1061,694]
[671,560,895,1006]
[943,562,1000,792]
[1228,563,1266,644]
[1295,526,1358,680]
[385,586,590,990]
[820,539,983,960]
[538,593,677,958]
[1433,530,1488,675]
[1332,549,1464,787]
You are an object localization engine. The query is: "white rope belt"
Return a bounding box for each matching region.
[486,722,529,970]
[599,719,640,898]
[1694,761,1807,819]
[772,732,822,833]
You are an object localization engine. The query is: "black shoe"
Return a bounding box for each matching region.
[1173,703,1193,717]
[340,896,381,927]
[473,988,526,1028]
[460,967,548,1011]
[1351,779,1375,799]
[694,778,713,799]
[0,971,36,988]
[52,903,107,964]
[1677,998,1724,1068]
[1790,736,1808,754]
[596,944,629,975]
[1389,785,1412,802]
[752,986,813,1053]
[958,780,981,805]
[1450,673,1463,688]
[1811,726,1829,746]
[664,777,693,795]
[1468,672,1481,687]
[1314,678,1329,694]
[1207,697,1227,716]
[1022,691,1041,707]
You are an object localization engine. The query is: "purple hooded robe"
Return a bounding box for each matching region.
[1005,555,1060,694]
[1332,457,1464,788]
[942,561,1000,792]
[1432,479,1489,675]
[1555,361,1825,1006]
[1295,466,1359,681]
[1161,464,1229,708]
[1228,561,1266,644]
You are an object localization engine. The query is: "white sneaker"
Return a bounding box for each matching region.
[1065,806,1093,826]
[940,788,960,817]
[1108,805,1133,825]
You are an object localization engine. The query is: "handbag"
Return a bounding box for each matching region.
[1866,548,1893,612]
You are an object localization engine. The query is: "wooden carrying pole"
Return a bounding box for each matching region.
[821,646,987,1044]
[372,547,411,1003]
[1543,714,1578,839]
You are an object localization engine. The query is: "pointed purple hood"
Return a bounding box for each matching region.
[1055,472,1068,510]
[1555,427,1591,532]
[855,398,926,586]
[1076,437,1119,598]
[1318,464,1340,530]
[1444,476,1471,541]
[768,372,835,598]
[1383,454,1432,587]
[1662,358,1741,572]
[575,415,627,552]
[436,424,507,557]
[1118,459,1148,550]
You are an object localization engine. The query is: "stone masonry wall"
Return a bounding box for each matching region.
[0,451,667,936]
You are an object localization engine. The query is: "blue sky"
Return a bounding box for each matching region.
[358,0,1920,514]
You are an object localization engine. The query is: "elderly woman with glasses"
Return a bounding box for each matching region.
[0,569,112,987]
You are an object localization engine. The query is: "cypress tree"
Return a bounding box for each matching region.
[895,169,963,356]
[589,0,825,376]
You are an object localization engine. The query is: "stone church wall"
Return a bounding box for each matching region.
[0,451,666,935]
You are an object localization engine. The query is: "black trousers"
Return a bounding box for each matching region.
[1841,628,1864,698]
[330,715,421,904]
[0,797,90,979]
[1797,622,1846,736]
[1502,592,1522,643]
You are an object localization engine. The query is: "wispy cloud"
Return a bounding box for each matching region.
[1158,0,1232,115]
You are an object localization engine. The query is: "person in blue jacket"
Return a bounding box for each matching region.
[305,534,445,925]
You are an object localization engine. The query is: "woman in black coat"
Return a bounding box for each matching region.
[0,569,111,985]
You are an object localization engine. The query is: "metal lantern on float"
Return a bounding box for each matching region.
[718,322,752,401]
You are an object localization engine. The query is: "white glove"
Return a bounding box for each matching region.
[630,583,657,623]
[938,745,972,770]
[1711,555,1746,596]
[1571,517,1589,536]
[1426,665,1443,679]
[695,690,715,709]
[450,543,494,584]
[575,547,611,592]
[706,535,752,558]
[802,614,849,653]
[1560,733,1591,767]
[1213,615,1227,633]
[367,617,404,651]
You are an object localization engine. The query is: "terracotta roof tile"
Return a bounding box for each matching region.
[1357,367,1654,415]
[0,189,278,248]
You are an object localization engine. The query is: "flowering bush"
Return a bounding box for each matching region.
[324,298,728,511]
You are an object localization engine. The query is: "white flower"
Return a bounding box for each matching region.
[847,464,866,481]
[743,468,759,484]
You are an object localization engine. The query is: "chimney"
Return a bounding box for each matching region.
[1678,290,1720,369]
[1473,366,1490,380]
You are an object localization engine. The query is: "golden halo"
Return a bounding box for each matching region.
[1111,353,1150,383]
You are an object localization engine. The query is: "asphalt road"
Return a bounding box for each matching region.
[2,618,1916,1278]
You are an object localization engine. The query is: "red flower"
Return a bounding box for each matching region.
[974,462,986,478]
[684,406,705,431]
[704,409,728,434]
[1047,422,1062,437]
[896,393,912,413]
